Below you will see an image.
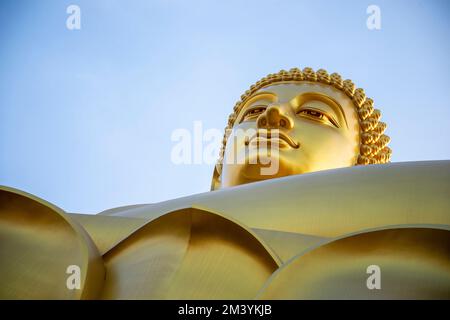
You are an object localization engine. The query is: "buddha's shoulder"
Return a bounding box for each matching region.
[95,160,450,237]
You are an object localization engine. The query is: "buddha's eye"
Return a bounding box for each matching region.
[297,108,339,128]
[298,109,324,119]
[241,106,267,122]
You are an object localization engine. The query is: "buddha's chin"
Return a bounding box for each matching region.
[240,155,289,182]
[221,149,303,187]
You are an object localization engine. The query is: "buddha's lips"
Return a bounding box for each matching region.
[245,131,300,149]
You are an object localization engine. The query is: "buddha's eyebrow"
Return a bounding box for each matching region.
[242,92,277,108]
[291,92,349,129]
[251,91,277,97]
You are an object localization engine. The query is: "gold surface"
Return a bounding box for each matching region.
[0,187,104,299]
[257,227,450,299]
[71,213,148,255]
[100,208,279,299]
[252,228,329,263]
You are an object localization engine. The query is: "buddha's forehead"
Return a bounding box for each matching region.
[253,82,352,105]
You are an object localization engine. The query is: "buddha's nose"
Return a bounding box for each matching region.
[257,105,293,130]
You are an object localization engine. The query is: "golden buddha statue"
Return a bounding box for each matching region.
[1,67,449,300]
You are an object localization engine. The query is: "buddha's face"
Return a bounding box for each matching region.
[219,82,361,188]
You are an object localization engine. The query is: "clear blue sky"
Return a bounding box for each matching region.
[1,0,449,213]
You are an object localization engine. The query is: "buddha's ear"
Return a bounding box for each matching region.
[210,163,222,191]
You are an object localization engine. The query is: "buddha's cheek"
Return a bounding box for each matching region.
[294,126,359,173]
